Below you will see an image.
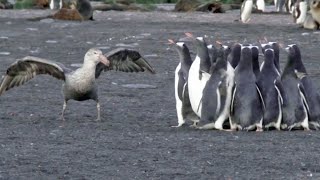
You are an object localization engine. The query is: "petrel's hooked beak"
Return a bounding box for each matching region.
[99,54,110,66]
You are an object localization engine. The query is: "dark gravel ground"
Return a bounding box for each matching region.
[1,9,320,179]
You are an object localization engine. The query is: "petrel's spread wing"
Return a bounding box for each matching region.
[0,56,70,95]
[95,48,155,78]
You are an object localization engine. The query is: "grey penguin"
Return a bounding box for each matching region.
[291,44,320,130]
[169,40,197,127]
[197,45,235,130]
[228,43,242,68]
[185,33,211,124]
[281,45,309,130]
[240,0,253,23]
[257,48,285,130]
[230,47,264,131]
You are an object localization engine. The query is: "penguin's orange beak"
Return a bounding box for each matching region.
[99,54,110,66]
[168,39,175,44]
[185,32,194,38]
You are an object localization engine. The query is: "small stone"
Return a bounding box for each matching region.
[46,40,58,43]
[0,52,10,55]
[40,18,54,23]
[121,84,157,89]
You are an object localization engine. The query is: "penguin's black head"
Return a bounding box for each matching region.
[228,43,242,68]
[261,43,271,54]
[269,42,280,54]
[264,48,275,63]
[285,46,297,64]
[223,45,232,57]
[289,44,307,73]
[241,46,252,60]
[230,43,242,58]
[250,46,259,58]
[195,37,208,48]
[289,44,300,55]
[174,42,185,51]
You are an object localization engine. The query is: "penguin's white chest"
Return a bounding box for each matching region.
[296,2,308,24]
[241,0,253,23]
[188,56,210,117]
[174,63,182,102]
[256,0,265,11]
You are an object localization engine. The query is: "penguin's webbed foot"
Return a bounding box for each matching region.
[171,123,186,128]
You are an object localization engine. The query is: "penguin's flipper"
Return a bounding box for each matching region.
[298,83,310,112]
[177,71,186,101]
[230,83,237,115]
[274,78,286,105]
[256,83,266,110]
[182,83,197,118]
[217,80,227,115]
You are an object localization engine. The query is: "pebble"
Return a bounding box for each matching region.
[0,52,10,55]
[40,18,54,23]
[26,28,38,31]
[116,43,139,48]
[46,40,58,43]
[144,54,158,57]
[121,84,157,89]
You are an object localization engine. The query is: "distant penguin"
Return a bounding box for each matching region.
[241,0,253,23]
[310,0,320,27]
[257,49,284,130]
[281,46,309,130]
[186,33,211,124]
[230,47,264,131]
[293,0,308,25]
[291,44,320,130]
[170,40,197,127]
[50,0,61,9]
[256,0,266,11]
[197,46,235,130]
[228,43,242,68]
[285,0,295,13]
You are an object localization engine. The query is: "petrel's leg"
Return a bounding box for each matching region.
[96,100,101,121]
[61,100,67,121]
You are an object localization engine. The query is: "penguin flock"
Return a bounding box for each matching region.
[171,33,320,131]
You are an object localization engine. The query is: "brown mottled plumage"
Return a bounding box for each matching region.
[0,48,155,121]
